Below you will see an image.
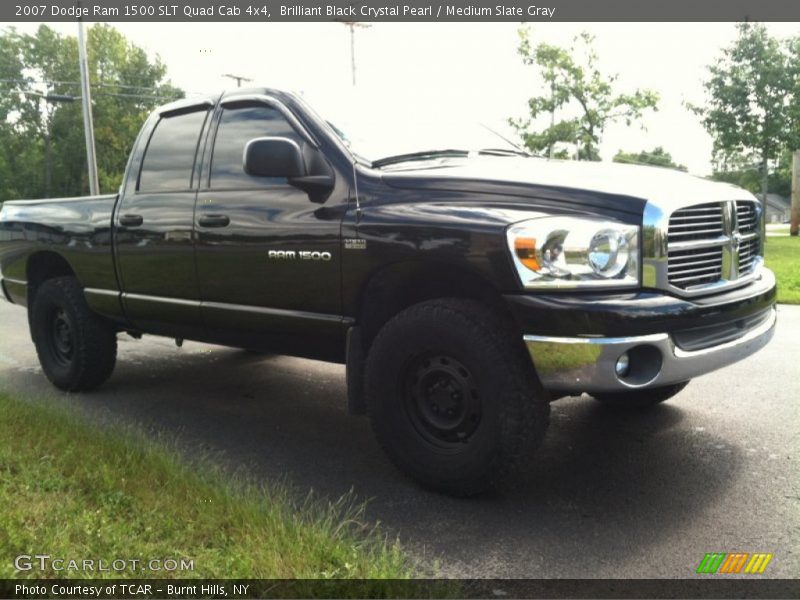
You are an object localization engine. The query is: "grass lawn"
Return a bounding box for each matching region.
[0,392,413,581]
[764,235,800,304]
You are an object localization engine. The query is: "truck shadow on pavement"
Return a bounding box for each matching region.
[5,341,744,578]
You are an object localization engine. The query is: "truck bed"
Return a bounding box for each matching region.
[0,194,119,306]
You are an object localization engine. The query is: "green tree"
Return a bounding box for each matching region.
[613,146,687,171]
[510,29,659,161]
[0,24,183,202]
[694,23,798,204]
[710,150,793,198]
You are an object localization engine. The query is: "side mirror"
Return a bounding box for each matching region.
[243,136,334,204]
[244,137,305,178]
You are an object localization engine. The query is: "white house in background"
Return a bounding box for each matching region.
[765,194,790,223]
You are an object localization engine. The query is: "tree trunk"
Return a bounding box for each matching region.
[791,151,799,237]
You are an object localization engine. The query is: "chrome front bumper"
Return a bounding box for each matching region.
[524,306,776,393]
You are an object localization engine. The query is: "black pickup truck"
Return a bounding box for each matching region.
[0,88,777,495]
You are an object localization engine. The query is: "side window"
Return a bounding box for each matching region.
[138,109,208,192]
[210,105,302,189]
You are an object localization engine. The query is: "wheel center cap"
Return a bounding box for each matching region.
[404,354,482,445]
[428,381,459,413]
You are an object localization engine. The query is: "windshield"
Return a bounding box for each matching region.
[299,90,525,167]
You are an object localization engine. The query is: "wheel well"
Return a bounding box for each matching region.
[26,252,76,307]
[357,261,514,349]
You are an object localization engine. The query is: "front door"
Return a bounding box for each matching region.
[194,99,343,356]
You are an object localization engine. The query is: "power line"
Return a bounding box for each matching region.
[94,91,182,101]
[6,89,181,102]
[0,78,188,94]
[3,77,191,103]
[8,89,79,101]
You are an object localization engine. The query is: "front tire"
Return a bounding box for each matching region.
[30,276,117,392]
[364,298,549,496]
[592,381,689,410]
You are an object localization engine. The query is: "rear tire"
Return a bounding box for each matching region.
[364,298,549,496]
[30,276,117,392]
[592,381,689,410]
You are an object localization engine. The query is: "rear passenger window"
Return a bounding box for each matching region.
[210,106,302,189]
[138,109,209,192]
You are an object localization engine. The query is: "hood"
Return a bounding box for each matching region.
[380,157,755,212]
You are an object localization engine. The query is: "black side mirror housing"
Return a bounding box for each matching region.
[244,137,305,178]
[243,136,335,204]
[287,175,335,204]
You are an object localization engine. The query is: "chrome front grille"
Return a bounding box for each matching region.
[735,201,760,275]
[667,246,723,287]
[667,202,724,244]
[644,198,762,295]
[736,200,758,235]
[738,236,759,274]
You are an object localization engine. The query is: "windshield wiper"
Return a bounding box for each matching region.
[478,123,529,154]
[372,149,469,168]
[477,148,531,157]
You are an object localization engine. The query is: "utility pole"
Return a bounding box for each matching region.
[77,16,99,196]
[223,74,253,88]
[791,150,799,237]
[548,80,555,160]
[761,157,769,242]
[341,22,371,86]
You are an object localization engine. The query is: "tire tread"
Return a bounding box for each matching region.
[365,298,549,495]
[31,276,117,392]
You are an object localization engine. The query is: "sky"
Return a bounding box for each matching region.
[4,21,800,174]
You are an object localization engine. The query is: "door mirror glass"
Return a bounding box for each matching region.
[243,137,305,178]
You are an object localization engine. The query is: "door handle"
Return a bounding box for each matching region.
[198,214,230,228]
[119,214,143,227]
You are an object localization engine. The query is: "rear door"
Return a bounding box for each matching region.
[115,104,210,337]
[194,97,343,354]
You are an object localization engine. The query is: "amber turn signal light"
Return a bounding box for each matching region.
[514,237,540,271]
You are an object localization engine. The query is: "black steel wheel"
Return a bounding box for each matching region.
[47,307,76,367]
[402,353,482,447]
[30,276,117,392]
[364,298,550,496]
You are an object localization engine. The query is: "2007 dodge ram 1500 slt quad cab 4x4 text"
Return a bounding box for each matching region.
[0,88,777,495]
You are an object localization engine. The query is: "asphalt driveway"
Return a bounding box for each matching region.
[0,299,797,578]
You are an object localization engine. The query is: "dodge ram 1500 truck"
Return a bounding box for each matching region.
[0,88,777,495]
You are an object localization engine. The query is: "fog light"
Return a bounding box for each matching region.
[615,352,630,377]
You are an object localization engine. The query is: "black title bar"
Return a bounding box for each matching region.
[2,579,800,599]
[3,0,800,22]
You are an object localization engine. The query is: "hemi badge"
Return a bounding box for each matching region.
[344,238,367,250]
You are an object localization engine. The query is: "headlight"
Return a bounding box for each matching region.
[506,216,639,289]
